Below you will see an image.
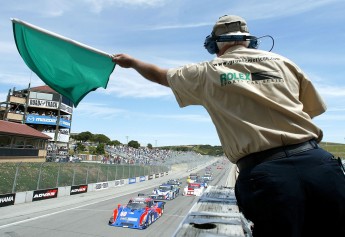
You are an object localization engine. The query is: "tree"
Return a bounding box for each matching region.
[92,134,110,144]
[128,140,140,149]
[108,140,121,146]
[78,131,93,142]
[95,143,105,155]
[76,143,85,152]
[147,143,153,149]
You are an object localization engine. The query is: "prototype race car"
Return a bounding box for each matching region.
[152,184,177,200]
[108,197,165,229]
[182,182,204,196]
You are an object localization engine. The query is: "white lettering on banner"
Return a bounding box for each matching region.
[71,187,86,193]
[0,196,13,203]
[36,117,56,123]
[34,191,56,198]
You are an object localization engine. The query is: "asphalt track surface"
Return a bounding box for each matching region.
[0,162,230,237]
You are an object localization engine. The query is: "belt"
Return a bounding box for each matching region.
[236,139,319,171]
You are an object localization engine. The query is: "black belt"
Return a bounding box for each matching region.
[236,139,319,171]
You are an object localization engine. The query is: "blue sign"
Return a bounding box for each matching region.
[26,115,70,128]
[128,178,136,184]
[139,176,146,182]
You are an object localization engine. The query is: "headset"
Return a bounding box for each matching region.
[204,33,274,54]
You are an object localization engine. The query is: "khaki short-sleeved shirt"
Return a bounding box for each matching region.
[167,46,326,163]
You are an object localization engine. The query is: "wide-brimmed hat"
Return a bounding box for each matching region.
[212,15,249,36]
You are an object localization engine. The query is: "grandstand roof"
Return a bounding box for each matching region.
[30,85,57,94]
[0,120,51,139]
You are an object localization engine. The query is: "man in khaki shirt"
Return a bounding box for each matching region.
[113,15,345,237]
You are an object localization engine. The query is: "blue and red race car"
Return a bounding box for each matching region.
[108,196,165,229]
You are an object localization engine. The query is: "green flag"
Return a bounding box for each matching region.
[12,18,116,107]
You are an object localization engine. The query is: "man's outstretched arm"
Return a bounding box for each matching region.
[112,54,169,87]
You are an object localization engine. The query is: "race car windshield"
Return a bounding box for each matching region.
[159,186,171,191]
[127,202,147,209]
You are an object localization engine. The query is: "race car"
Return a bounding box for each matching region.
[165,179,181,195]
[152,184,177,200]
[187,173,199,184]
[108,197,165,229]
[182,182,204,196]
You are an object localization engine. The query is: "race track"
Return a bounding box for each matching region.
[0,163,230,237]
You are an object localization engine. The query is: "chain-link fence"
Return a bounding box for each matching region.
[0,162,168,194]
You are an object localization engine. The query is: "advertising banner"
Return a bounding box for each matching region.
[160,172,165,177]
[28,98,59,109]
[129,178,136,184]
[0,193,16,207]
[26,114,71,128]
[148,174,153,180]
[32,188,58,201]
[155,174,159,178]
[60,103,73,114]
[95,182,109,191]
[70,185,88,195]
[139,176,146,182]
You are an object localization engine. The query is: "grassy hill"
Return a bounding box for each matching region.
[162,142,345,159]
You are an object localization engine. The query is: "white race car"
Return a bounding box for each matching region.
[183,183,204,196]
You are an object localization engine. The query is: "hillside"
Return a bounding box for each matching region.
[162,142,345,158]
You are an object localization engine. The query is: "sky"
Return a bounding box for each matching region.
[1,0,345,147]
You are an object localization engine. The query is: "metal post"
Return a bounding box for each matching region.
[56,163,61,187]
[12,162,22,193]
[36,163,44,190]
[85,164,90,184]
[115,165,118,180]
[106,165,109,181]
[72,165,76,186]
[97,164,101,182]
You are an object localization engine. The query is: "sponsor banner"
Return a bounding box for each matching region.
[120,180,125,185]
[139,176,146,182]
[166,172,168,175]
[28,98,59,109]
[60,103,73,114]
[115,180,120,186]
[32,188,58,201]
[26,115,71,128]
[148,174,153,180]
[0,193,16,207]
[160,172,164,177]
[95,182,109,191]
[70,184,88,195]
[129,178,136,184]
[155,174,159,178]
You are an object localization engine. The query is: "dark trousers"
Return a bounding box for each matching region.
[235,147,345,237]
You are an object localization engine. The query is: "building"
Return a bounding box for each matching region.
[0,85,74,161]
[0,120,50,162]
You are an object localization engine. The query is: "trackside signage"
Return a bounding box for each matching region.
[32,188,58,201]
[0,193,16,207]
[95,182,109,191]
[129,178,136,184]
[70,185,88,195]
[139,176,146,182]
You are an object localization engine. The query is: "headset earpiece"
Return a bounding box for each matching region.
[204,34,259,54]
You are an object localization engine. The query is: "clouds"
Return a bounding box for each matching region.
[1,0,345,145]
